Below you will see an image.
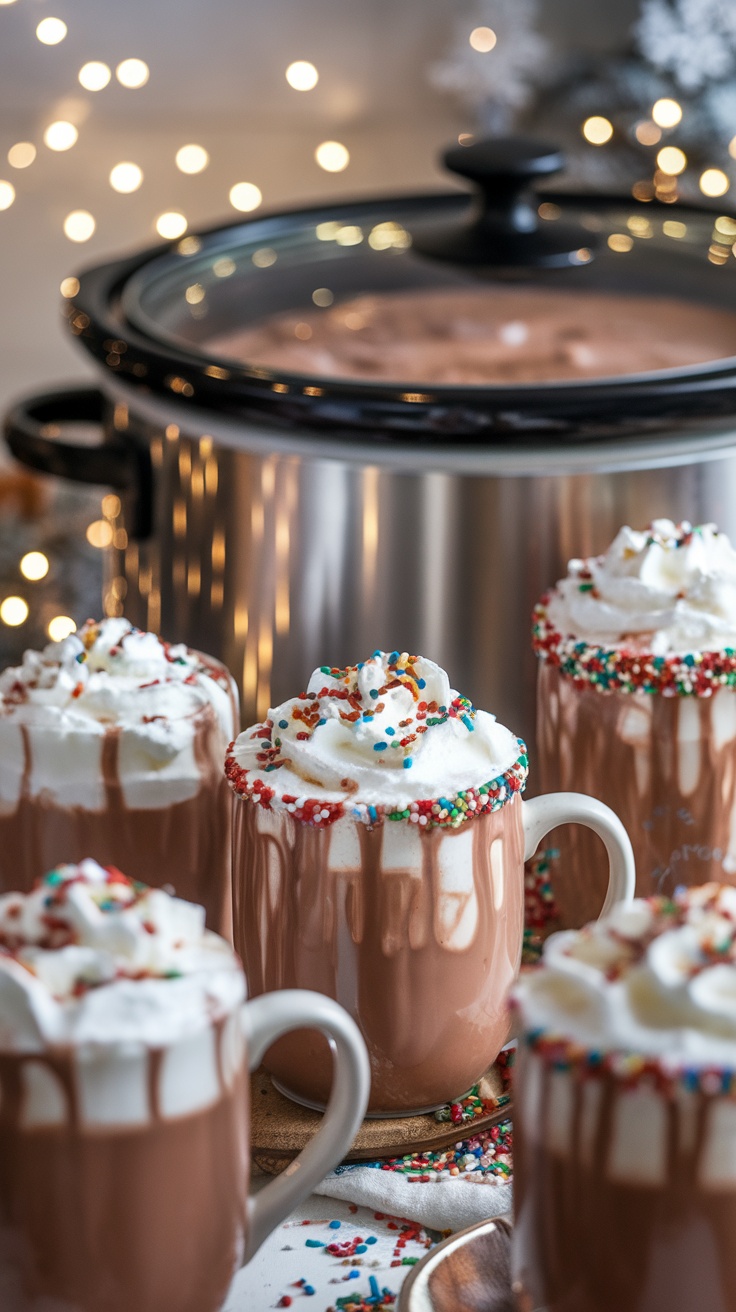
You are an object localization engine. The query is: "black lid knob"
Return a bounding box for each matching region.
[412,136,597,268]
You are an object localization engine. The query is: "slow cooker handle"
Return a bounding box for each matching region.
[410,136,599,268]
[3,386,152,537]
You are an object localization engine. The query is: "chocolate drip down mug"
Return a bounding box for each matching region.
[0,862,370,1312]
[227,651,635,1114]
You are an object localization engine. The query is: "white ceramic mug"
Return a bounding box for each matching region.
[0,986,370,1312]
[233,786,635,1115]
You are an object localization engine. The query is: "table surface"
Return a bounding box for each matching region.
[224,1187,434,1311]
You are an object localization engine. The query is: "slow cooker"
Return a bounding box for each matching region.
[6,137,736,743]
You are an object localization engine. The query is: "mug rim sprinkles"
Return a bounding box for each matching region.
[532,595,736,697]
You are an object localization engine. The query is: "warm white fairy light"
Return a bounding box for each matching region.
[78,61,111,91]
[156,211,187,239]
[652,98,682,129]
[36,17,67,45]
[48,615,76,641]
[315,141,350,172]
[44,121,78,152]
[0,181,15,211]
[63,210,95,242]
[175,144,209,174]
[86,520,113,547]
[116,59,149,89]
[285,60,319,90]
[60,276,80,298]
[0,1,19,6]
[20,552,49,581]
[634,121,661,146]
[229,181,262,212]
[582,116,613,145]
[700,169,730,198]
[8,142,36,169]
[656,145,687,175]
[0,597,28,627]
[109,162,143,193]
[469,26,497,52]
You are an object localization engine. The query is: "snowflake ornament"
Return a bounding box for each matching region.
[636,0,736,92]
[429,0,550,132]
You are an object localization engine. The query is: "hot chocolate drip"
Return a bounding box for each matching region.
[537,663,736,926]
[233,799,525,1112]
[515,1053,736,1312]
[0,708,232,932]
[0,1034,248,1312]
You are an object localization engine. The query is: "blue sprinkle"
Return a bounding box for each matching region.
[366,1236,378,1245]
[385,727,395,735]
[329,1220,341,1229]
[278,720,288,729]
[461,715,475,732]
[370,1276,380,1296]
[362,713,373,721]
[374,742,387,751]
[369,688,379,699]
[369,805,378,822]
[389,650,399,662]
[305,1238,324,1247]
[318,718,327,726]
[439,705,447,714]
[349,1270,360,1279]
[403,758,413,769]
[372,649,381,658]
[304,1285,316,1296]
[418,678,426,689]
[356,1243,367,1253]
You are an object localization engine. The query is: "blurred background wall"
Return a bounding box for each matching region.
[0,0,643,409]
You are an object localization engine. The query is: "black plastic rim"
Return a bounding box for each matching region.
[65,189,736,446]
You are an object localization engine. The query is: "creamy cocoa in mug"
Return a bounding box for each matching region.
[0,619,238,930]
[513,883,736,1312]
[535,520,736,926]
[0,860,369,1312]
[227,650,634,1114]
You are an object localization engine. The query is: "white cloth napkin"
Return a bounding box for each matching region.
[315,1163,512,1232]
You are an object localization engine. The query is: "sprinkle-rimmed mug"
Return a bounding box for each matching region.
[229,748,635,1115]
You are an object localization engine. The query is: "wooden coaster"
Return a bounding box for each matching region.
[251,1063,512,1176]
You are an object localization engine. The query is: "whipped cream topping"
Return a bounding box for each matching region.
[0,618,238,808]
[545,521,736,656]
[228,651,522,814]
[0,860,244,1052]
[515,883,736,1068]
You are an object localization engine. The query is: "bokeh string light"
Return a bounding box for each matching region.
[469,26,497,52]
[175,144,209,174]
[315,140,350,171]
[63,210,96,242]
[116,58,149,88]
[155,211,187,238]
[44,121,78,152]
[582,116,613,145]
[47,616,76,641]
[7,142,36,168]
[36,17,67,45]
[109,162,143,193]
[229,181,263,212]
[19,552,49,582]
[285,60,319,90]
[78,61,112,91]
[0,181,15,211]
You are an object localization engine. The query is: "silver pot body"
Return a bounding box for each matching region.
[88,381,736,749]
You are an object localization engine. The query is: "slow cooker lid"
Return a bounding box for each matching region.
[68,138,736,443]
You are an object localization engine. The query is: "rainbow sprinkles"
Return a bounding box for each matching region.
[225,650,528,828]
[533,595,736,697]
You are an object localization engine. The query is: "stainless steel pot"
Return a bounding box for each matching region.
[5,139,736,746]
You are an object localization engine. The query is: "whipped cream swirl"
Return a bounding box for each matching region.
[0,860,244,1052]
[0,618,238,808]
[545,520,736,656]
[515,883,736,1068]
[228,651,521,811]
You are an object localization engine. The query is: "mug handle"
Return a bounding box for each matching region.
[521,792,636,919]
[241,989,370,1263]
